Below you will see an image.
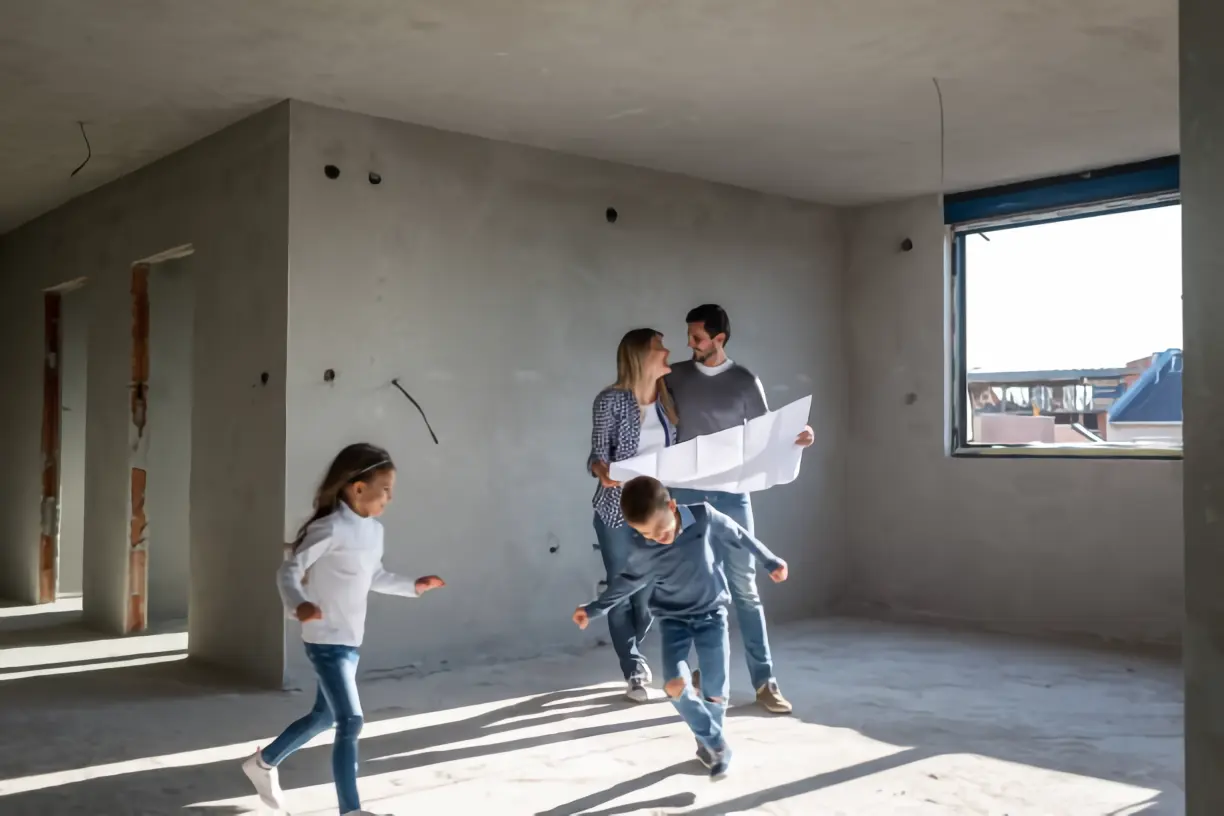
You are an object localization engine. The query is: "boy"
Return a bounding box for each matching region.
[572,476,789,778]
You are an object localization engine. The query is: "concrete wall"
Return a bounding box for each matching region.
[145,258,194,625]
[57,285,90,597]
[0,104,289,685]
[283,101,846,683]
[844,196,1183,645]
[1181,0,1224,808]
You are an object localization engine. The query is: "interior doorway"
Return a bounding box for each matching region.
[125,247,196,633]
[37,279,89,606]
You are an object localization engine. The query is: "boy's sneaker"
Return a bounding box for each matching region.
[343,811,393,816]
[625,678,650,703]
[756,680,793,714]
[242,749,285,810]
[708,744,733,779]
[695,740,714,769]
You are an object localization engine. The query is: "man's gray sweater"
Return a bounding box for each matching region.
[665,360,769,444]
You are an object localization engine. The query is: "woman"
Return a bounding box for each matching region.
[588,328,678,702]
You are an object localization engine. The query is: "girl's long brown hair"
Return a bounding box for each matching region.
[291,443,396,551]
[611,328,678,425]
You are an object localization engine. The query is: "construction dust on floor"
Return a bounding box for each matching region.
[0,618,1182,815]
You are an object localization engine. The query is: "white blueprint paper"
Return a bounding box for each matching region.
[609,395,812,493]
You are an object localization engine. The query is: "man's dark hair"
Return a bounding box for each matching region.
[685,304,730,345]
[620,476,671,525]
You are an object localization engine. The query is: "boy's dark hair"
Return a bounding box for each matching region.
[685,303,731,345]
[620,476,672,525]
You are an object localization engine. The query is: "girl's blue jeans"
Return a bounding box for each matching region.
[262,642,363,814]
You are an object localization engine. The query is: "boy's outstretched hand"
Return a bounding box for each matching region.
[415,575,446,594]
[572,606,590,629]
[769,561,789,583]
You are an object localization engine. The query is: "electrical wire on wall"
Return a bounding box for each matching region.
[70,121,91,177]
[391,379,439,444]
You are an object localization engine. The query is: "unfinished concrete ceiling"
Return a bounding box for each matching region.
[0,0,1177,234]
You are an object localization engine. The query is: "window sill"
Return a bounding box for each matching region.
[953,443,1182,460]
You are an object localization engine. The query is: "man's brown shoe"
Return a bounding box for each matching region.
[756,679,792,714]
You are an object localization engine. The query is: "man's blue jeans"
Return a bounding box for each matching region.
[594,513,654,681]
[262,643,364,814]
[659,610,730,751]
[669,488,775,691]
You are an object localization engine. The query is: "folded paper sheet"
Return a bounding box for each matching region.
[609,395,812,493]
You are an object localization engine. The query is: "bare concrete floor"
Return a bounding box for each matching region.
[0,613,1182,815]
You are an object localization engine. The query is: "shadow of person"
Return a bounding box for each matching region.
[534,762,702,816]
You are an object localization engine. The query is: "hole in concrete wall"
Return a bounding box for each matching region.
[368,172,382,185]
[901,238,914,252]
[605,207,618,224]
[323,369,336,383]
[324,165,340,180]
[260,372,269,386]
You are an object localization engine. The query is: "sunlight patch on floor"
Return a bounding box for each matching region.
[186,696,912,815]
[185,708,1163,816]
[0,684,619,798]
[0,630,187,671]
[0,620,1181,815]
[0,595,82,618]
[0,652,185,682]
[795,753,1163,814]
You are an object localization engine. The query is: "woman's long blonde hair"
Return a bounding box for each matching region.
[611,328,678,425]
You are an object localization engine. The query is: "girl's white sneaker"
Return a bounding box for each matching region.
[241,749,285,810]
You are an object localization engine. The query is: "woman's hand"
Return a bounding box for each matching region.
[591,461,621,489]
[415,575,446,594]
[572,606,590,629]
[295,602,323,622]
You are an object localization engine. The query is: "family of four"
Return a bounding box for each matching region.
[576,303,814,777]
[243,304,810,814]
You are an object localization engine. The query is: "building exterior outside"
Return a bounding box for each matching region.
[968,349,1182,447]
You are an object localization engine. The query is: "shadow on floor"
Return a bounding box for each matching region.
[0,654,659,815]
[3,684,658,814]
[530,619,1184,816]
[0,616,107,647]
[0,616,1185,816]
[533,762,703,816]
[0,648,187,678]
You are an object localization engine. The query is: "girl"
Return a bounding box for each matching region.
[588,328,678,702]
[243,442,445,816]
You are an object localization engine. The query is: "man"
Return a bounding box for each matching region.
[665,304,814,714]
